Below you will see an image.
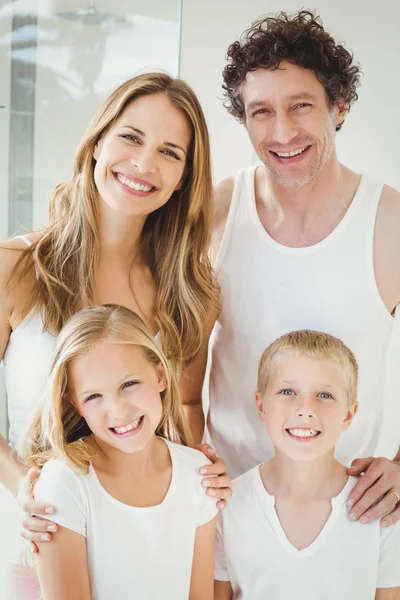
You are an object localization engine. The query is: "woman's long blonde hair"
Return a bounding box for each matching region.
[21,305,193,472]
[8,73,220,371]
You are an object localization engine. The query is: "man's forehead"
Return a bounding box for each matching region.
[242,65,323,103]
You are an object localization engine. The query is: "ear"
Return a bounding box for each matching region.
[155,362,167,393]
[334,100,347,129]
[342,401,359,431]
[255,391,267,424]
[93,138,103,162]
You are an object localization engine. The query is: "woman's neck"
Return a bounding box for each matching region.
[97,201,147,265]
[261,450,348,503]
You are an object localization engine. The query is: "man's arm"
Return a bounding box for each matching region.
[375,588,400,600]
[214,580,234,600]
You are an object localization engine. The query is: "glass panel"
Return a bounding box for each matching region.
[0,0,181,438]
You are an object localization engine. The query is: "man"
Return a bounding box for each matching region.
[207,10,400,527]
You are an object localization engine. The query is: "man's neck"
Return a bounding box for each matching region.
[261,451,348,504]
[255,159,361,247]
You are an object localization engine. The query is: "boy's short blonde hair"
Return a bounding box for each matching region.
[257,330,358,406]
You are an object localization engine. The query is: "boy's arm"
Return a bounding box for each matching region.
[189,516,217,600]
[214,580,233,600]
[34,525,91,599]
[375,588,400,600]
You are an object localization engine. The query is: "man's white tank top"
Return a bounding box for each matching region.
[2,235,57,446]
[207,166,400,478]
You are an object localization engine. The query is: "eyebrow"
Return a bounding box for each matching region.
[247,92,317,112]
[77,372,140,398]
[119,125,187,156]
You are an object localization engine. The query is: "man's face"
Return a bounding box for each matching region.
[242,62,346,188]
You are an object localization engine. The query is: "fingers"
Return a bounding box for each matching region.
[358,491,400,525]
[20,516,55,544]
[347,456,374,476]
[199,457,227,477]
[381,503,400,528]
[346,458,387,510]
[20,498,55,516]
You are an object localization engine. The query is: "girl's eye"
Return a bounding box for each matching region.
[85,393,101,402]
[279,389,295,396]
[121,380,139,390]
[161,149,180,160]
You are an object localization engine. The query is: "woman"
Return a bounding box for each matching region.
[0,72,229,596]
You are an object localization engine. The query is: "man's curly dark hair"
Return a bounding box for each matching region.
[222,10,361,131]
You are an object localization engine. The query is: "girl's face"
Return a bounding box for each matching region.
[68,342,166,454]
[93,93,192,218]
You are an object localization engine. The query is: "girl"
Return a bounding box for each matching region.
[0,72,229,595]
[22,304,218,600]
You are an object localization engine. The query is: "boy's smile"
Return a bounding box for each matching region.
[256,353,358,461]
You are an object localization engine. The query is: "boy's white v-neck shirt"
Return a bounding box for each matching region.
[35,439,218,600]
[215,468,400,599]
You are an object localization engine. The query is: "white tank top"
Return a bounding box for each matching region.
[3,235,57,446]
[207,167,400,478]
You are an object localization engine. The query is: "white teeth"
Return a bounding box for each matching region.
[276,146,308,158]
[117,174,153,192]
[288,428,319,438]
[113,417,142,434]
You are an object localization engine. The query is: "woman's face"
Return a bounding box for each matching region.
[93,93,192,217]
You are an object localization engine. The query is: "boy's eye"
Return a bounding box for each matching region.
[318,392,333,400]
[279,389,295,396]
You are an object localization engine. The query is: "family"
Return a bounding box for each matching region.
[1,10,399,600]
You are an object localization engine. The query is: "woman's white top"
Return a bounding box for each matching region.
[35,439,218,600]
[208,168,400,477]
[215,468,400,599]
[2,235,57,446]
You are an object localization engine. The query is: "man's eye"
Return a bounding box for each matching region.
[294,103,312,110]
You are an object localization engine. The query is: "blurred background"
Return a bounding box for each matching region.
[1,0,400,439]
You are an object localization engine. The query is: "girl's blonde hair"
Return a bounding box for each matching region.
[8,73,220,372]
[21,305,193,472]
[257,330,358,406]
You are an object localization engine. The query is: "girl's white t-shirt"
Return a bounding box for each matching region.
[215,468,400,600]
[35,439,218,600]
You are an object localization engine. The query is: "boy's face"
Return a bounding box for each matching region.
[255,353,358,462]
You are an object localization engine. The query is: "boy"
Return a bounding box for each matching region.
[214,330,400,599]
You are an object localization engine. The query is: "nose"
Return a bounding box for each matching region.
[295,395,316,419]
[130,147,157,175]
[108,396,131,422]
[272,110,299,146]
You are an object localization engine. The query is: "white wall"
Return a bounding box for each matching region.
[180,0,400,189]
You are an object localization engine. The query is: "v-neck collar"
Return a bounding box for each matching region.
[252,466,355,559]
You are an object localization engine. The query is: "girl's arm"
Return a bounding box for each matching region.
[189,516,217,600]
[214,580,233,600]
[34,525,91,599]
[376,589,400,600]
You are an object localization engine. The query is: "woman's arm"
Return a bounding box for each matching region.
[34,525,91,599]
[189,516,217,600]
[214,580,233,600]
[179,308,218,444]
[375,588,400,599]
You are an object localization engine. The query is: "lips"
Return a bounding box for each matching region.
[109,415,144,436]
[286,427,321,440]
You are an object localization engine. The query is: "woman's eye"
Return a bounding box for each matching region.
[162,149,180,160]
[121,134,140,143]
